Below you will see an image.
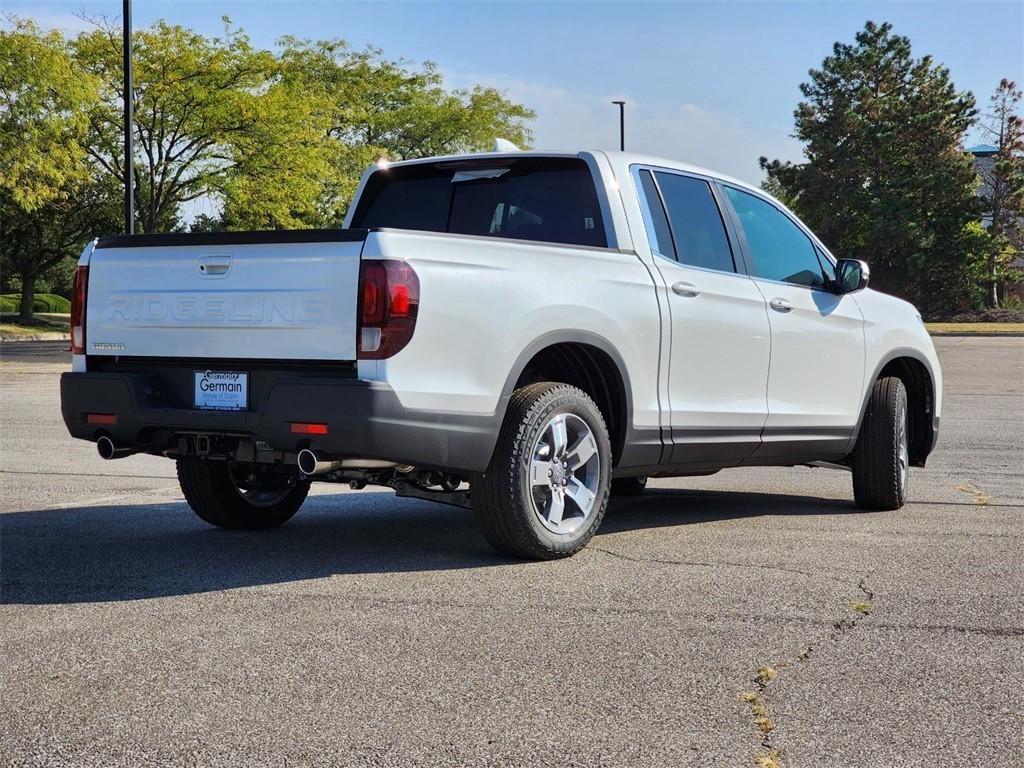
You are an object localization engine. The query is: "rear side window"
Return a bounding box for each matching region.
[637,170,674,258]
[724,186,828,289]
[351,158,607,248]
[640,171,735,273]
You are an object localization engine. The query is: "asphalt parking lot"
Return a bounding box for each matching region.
[1,338,1021,768]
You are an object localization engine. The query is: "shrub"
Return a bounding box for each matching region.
[0,293,71,313]
[35,293,71,312]
[928,307,1024,323]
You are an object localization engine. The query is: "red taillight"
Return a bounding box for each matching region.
[87,413,117,425]
[70,265,89,354]
[361,262,386,325]
[390,284,410,315]
[290,422,328,435]
[357,259,419,359]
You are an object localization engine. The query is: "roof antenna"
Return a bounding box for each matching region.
[493,138,521,153]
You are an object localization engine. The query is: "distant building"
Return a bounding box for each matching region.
[968,144,998,227]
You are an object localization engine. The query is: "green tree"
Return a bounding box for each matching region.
[68,22,534,233]
[759,174,797,209]
[73,18,329,233]
[0,19,97,210]
[1,177,121,322]
[977,79,1024,307]
[0,19,103,319]
[760,21,982,315]
[235,37,535,227]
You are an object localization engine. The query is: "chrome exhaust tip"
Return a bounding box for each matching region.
[96,435,134,460]
[297,448,343,476]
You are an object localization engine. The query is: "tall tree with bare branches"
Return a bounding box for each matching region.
[977,79,1024,307]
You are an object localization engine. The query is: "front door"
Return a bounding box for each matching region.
[720,185,865,461]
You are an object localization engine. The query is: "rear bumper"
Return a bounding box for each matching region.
[60,371,499,473]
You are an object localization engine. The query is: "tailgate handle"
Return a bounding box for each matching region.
[198,254,231,277]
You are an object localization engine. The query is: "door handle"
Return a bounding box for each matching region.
[671,281,701,298]
[769,297,793,312]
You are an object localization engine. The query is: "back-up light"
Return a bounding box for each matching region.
[357,259,419,359]
[70,265,89,354]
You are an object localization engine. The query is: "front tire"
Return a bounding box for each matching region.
[473,382,611,559]
[177,458,309,530]
[851,376,909,510]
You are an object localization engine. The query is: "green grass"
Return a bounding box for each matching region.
[0,293,71,313]
[0,313,70,338]
[927,322,1024,334]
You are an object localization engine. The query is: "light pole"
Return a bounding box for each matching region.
[611,100,625,151]
[123,0,134,234]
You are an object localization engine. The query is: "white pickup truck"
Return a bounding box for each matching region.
[61,150,942,559]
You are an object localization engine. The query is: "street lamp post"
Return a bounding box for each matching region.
[611,100,625,151]
[123,0,134,234]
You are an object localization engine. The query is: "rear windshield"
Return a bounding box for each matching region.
[350,157,607,248]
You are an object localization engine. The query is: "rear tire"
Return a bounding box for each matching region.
[851,376,909,510]
[177,458,309,530]
[611,476,647,497]
[473,382,611,559]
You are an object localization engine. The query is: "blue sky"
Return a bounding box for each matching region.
[16,1,1024,186]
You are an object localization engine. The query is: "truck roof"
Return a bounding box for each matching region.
[381,149,764,198]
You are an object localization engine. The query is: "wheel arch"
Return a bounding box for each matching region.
[851,348,938,467]
[497,331,634,467]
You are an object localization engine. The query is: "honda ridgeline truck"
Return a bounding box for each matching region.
[61,150,941,559]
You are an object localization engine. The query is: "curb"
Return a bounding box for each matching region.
[929,332,1024,338]
[0,333,71,343]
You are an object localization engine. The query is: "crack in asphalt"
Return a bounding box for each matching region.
[590,544,880,768]
[954,481,994,506]
[907,500,1023,508]
[869,620,1024,637]
[590,545,861,585]
[735,577,876,767]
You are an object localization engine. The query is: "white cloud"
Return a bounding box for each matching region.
[447,72,804,187]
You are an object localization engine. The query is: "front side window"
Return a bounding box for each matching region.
[351,158,607,248]
[815,245,837,288]
[724,186,828,289]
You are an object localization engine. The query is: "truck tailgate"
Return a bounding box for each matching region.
[85,232,365,361]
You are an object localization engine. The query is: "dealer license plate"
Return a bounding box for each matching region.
[194,370,248,411]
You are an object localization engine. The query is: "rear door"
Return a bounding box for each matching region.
[85,231,365,361]
[634,167,771,466]
[719,185,865,460]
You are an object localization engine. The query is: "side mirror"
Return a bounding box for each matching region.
[835,259,870,294]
